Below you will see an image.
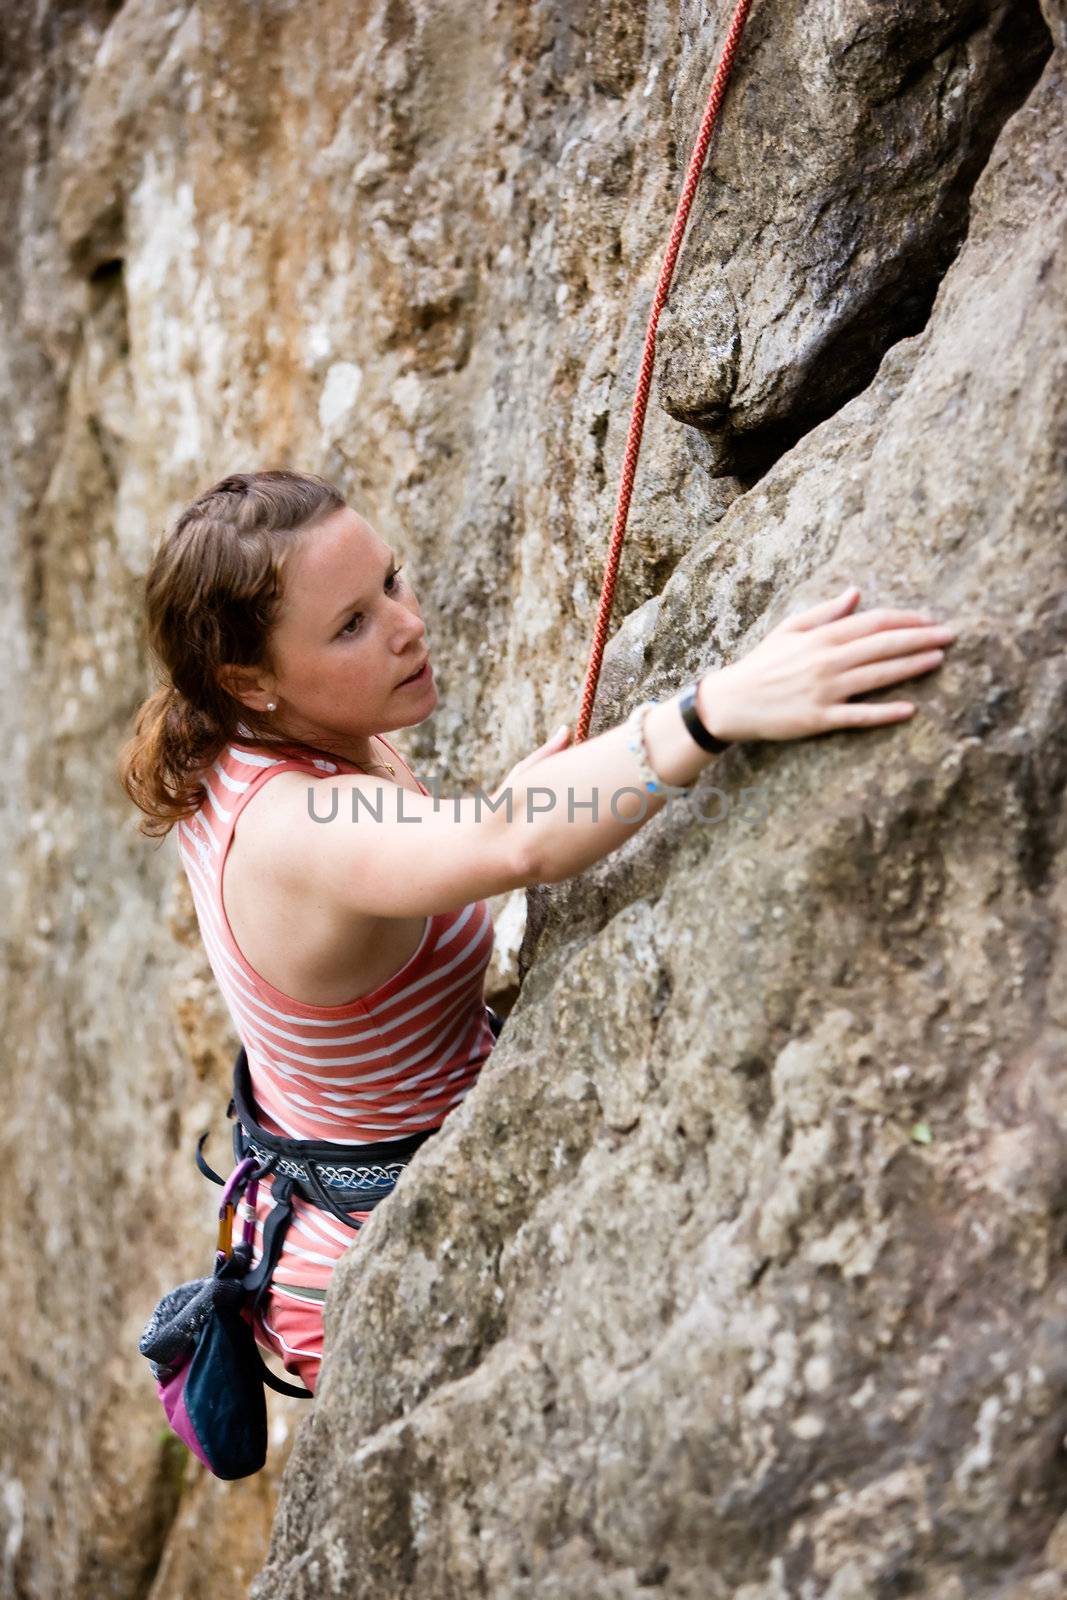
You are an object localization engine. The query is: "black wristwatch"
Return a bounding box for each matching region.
[678,681,732,753]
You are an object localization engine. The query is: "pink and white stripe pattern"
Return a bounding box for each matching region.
[175,733,496,1303]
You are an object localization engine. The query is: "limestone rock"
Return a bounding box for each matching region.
[657,0,1052,478]
[0,1,1062,1596]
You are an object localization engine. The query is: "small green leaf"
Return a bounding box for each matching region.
[911,1121,932,1144]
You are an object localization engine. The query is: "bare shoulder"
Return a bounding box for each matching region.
[234,767,416,891]
[233,768,347,879]
[236,766,317,828]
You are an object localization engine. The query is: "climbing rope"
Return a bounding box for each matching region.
[574,0,756,744]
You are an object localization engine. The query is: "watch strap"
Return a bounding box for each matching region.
[678,682,732,753]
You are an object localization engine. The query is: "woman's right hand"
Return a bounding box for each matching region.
[698,585,958,744]
[487,722,573,804]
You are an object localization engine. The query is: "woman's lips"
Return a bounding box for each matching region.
[399,659,430,687]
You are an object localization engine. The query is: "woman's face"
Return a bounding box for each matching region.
[256,505,437,753]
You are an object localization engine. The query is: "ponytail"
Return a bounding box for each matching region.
[117,469,345,837]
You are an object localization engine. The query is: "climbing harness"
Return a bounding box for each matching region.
[139,1007,506,1475]
[203,1004,505,1362]
[202,1045,445,1329]
[575,0,755,742]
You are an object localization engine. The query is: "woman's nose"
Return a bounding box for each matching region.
[391,600,425,650]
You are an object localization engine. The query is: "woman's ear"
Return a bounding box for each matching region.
[216,663,275,713]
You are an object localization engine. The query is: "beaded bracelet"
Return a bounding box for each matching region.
[624,700,696,797]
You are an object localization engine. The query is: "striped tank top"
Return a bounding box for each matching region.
[175,731,496,1296]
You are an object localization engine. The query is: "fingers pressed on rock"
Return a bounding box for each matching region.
[824,698,917,726]
[833,625,955,667]
[835,650,946,698]
[786,588,862,631]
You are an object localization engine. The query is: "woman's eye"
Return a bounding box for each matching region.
[339,566,404,637]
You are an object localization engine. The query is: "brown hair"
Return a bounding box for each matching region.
[117,468,346,838]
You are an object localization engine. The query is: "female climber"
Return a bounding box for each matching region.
[119,467,957,1394]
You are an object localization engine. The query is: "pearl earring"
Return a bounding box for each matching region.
[266,701,277,711]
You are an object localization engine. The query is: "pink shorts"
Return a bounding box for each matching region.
[253,1287,326,1396]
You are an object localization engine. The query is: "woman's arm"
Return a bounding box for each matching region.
[510,586,957,884]
[255,587,955,916]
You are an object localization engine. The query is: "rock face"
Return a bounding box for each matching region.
[0,1,1062,1597]
[659,0,1051,477]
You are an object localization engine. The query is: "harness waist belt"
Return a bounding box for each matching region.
[198,1008,505,1319]
[236,1132,411,1195]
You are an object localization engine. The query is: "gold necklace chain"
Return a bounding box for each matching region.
[352,739,397,777]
